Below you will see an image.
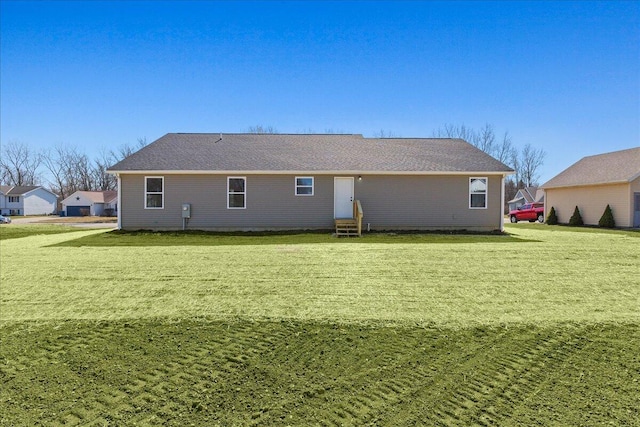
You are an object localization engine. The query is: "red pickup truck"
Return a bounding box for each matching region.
[509,203,545,223]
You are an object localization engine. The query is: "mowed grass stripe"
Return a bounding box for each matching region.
[1,320,637,426]
[2,225,639,326]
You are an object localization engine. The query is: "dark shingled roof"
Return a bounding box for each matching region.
[542,147,640,189]
[108,133,514,174]
[4,185,41,195]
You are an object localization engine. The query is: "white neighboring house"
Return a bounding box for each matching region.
[62,190,118,217]
[0,185,58,216]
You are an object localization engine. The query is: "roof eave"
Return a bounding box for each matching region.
[108,169,514,176]
[542,179,631,190]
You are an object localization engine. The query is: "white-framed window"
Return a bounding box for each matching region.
[8,196,19,203]
[469,177,487,209]
[295,176,314,196]
[227,177,246,209]
[145,176,164,209]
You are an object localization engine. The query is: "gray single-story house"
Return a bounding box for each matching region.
[542,147,640,228]
[107,133,514,232]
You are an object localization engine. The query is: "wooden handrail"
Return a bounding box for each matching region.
[354,200,363,236]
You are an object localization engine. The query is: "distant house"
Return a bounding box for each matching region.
[107,133,514,232]
[61,190,118,216]
[507,186,544,211]
[0,185,58,216]
[541,147,640,227]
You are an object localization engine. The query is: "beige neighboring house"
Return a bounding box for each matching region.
[61,190,118,217]
[541,147,640,228]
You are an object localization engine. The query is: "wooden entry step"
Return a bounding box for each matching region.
[335,218,359,236]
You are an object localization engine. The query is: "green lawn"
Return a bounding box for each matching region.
[1,224,639,425]
[0,223,83,241]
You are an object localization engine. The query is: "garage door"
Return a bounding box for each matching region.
[66,206,90,216]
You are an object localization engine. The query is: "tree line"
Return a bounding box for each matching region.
[0,138,148,200]
[249,123,547,189]
[433,123,546,188]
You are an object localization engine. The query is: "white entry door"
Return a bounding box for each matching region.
[334,177,354,219]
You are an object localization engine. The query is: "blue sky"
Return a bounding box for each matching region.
[1,1,638,183]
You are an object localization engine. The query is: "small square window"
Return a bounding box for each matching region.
[295,177,314,196]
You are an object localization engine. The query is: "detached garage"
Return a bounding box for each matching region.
[62,190,118,217]
[542,147,640,228]
[66,205,91,217]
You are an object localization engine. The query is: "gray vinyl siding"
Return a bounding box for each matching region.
[355,175,502,230]
[120,174,334,230]
[119,174,503,230]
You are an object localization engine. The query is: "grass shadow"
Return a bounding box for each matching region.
[0,225,89,241]
[49,228,537,247]
[507,222,640,237]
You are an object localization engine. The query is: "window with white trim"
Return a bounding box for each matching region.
[295,177,314,196]
[227,177,246,209]
[145,176,164,209]
[8,196,19,203]
[469,177,487,209]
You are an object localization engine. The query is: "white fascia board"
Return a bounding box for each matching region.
[117,175,122,230]
[108,170,515,176]
[541,180,630,190]
[22,186,58,198]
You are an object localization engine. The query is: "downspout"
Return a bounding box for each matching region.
[116,174,122,230]
[500,175,506,232]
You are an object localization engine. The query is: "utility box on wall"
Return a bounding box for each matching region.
[181,203,191,218]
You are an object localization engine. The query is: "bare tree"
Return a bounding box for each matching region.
[42,146,83,196]
[372,129,400,138]
[475,123,495,154]
[247,125,278,134]
[92,149,117,191]
[434,123,477,144]
[520,143,546,187]
[75,153,94,191]
[494,131,516,165]
[510,148,521,187]
[111,137,148,162]
[40,145,71,199]
[0,162,10,185]
[504,178,518,209]
[0,141,41,185]
[41,144,121,198]
[433,123,547,191]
